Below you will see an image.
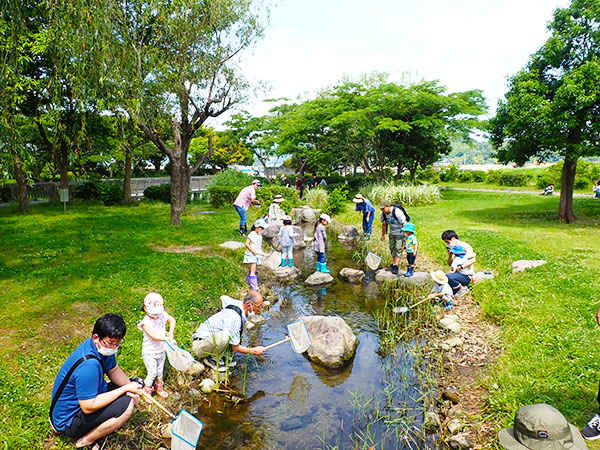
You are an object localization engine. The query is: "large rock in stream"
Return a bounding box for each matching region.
[337,225,360,241]
[272,266,302,282]
[338,268,365,284]
[300,315,358,369]
[305,271,335,286]
[375,270,433,288]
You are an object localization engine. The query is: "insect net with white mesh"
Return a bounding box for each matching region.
[287,319,311,353]
[171,409,204,450]
[365,252,382,271]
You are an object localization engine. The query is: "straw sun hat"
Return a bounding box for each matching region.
[352,194,365,203]
[273,194,285,203]
[430,270,448,285]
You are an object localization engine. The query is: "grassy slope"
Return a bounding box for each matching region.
[0,201,261,448]
[338,190,600,436]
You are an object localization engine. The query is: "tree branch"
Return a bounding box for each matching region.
[191,133,215,173]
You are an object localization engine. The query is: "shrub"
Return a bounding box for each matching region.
[439,164,459,182]
[323,186,348,215]
[144,184,171,203]
[303,186,330,209]
[574,176,591,190]
[0,184,11,202]
[256,185,301,214]
[486,170,501,184]
[74,181,102,201]
[99,181,123,205]
[363,181,440,206]
[472,171,487,182]
[207,168,253,189]
[498,172,530,186]
[457,171,473,182]
[417,166,441,183]
[207,185,240,208]
[536,173,556,189]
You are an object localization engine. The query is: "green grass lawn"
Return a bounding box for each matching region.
[2,192,600,448]
[0,201,262,448]
[338,190,600,435]
[437,180,593,194]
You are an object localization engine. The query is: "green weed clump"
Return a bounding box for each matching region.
[363,181,440,206]
[303,186,329,209]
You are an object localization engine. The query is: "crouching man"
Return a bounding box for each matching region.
[192,291,266,372]
[50,314,143,449]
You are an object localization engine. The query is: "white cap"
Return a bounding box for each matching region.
[319,213,331,223]
[252,179,261,186]
[144,292,164,315]
[254,218,268,229]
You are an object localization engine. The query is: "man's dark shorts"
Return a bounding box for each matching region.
[63,386,131,441]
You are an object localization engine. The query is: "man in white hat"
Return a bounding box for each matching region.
[233,179,261,237]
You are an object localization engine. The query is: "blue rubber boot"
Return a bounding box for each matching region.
[316,262,322,272]
[321,262,331,274]
[403,266,414,277]
[281,258,287,267]
[288,259,294,267]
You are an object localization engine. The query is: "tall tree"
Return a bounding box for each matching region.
[80,0,267,225]
[490,0,600,222]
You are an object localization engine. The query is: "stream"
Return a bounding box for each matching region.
[192,236,438,450]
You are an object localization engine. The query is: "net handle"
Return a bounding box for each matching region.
[142,391,177,419]
[265,336,291,350]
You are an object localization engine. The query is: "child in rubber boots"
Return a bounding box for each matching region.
[137,292,176,398]
[244,218,268,290]
[428,270,454,310]
[278,216,297,267]
[402,222,418,277]
[312,213,331,273]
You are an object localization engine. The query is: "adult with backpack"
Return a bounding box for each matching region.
[191,291,266,372]
[50,314,144,450]
[379,199,409,275]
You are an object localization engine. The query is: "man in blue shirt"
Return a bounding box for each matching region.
[50,314,143,449]
[353,194,376,237]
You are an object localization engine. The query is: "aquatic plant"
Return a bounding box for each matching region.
[363,181,440,206]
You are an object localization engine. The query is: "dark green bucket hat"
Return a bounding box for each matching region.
[499,404,588,450]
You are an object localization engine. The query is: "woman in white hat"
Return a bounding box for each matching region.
[267,194,286,223]
[353,194,376,237]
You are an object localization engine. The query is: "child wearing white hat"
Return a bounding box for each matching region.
[312,213,331,273]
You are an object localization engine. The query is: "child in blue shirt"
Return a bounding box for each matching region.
[402,222,418,277]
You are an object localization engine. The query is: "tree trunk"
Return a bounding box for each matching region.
[13,153,29,213]
[57,141,69,190]
[169,121,191,226]
[122,147,135,203]
[558,154,577,223]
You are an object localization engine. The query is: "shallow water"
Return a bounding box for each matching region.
[193,236,437,450]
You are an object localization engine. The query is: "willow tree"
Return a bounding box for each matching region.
[491,0,600,222]
[89,0,267,225]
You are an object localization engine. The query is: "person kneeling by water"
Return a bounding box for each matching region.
[191,291,266,372]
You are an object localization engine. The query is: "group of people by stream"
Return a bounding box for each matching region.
[48,177,600,450]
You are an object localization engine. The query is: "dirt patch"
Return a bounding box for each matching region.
[435,290,502,447]
[151,244,209,254]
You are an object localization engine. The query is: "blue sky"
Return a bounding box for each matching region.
[234,0,568,119]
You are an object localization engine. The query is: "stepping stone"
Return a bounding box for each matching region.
[219,241,245,250]
[512,259,546,273]
[305,271,334,286]
[272,266,301,282]
[375,270,433,288]
[338,268,365,284]
[338,225,360,241]
[263,251,282,271]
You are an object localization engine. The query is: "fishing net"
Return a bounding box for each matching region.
[365,252,382,271]
[287,320,311,353]
[171,409,204,450]
[165,340,196,372]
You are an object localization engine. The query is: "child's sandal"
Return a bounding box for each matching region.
[143,385,154,397]
[155,381,168,398]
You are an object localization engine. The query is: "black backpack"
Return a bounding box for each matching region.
[392,204,410,223]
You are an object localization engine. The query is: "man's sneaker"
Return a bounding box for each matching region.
[582,413,600,440]
[384,264,395,272]
[455,286,469,298]
[391,265,399,275]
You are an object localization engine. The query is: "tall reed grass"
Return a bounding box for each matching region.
[303,186,330,209]
[362,181,440,206]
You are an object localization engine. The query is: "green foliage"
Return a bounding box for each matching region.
[439,164,460,182]
[303,186,330,209]
[207,169,253,189]
[73,180,123,205]
[536,173,555,189]
[498,172,531,187]
[255,186,301,214]
[207,185,240,208]
[323,186,348,215]
[363,181,441,206]
[457,170,473,182]
[416,166,441,183]
[471,170,487,182]
[143,184,171,203]
[0,183,13,202]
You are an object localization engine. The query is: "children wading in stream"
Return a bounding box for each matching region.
[312,213,331,273]
[279,216,297,267]
[244,219,268,290]
[137,292,176,398]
